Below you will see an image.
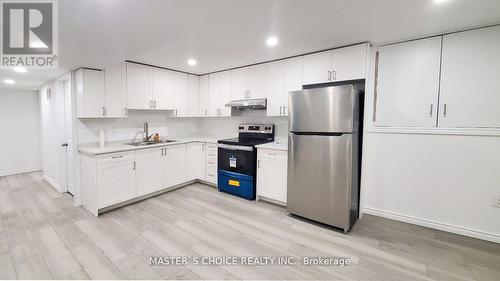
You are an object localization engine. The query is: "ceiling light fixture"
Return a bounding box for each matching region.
[434,0,450,4]
[266,36,278,47]
[187,59,197,66]
[13,66,27,73]
[4,79,15,84]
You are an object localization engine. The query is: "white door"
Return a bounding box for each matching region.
[267,61,284,116]
[104,62,126,117]
[439,26,500,128]
[302,50,332,85]
[63,80,74,195]
[208,73,220,116]
[199,75,209,117]
[187,74,200,117]
[164,144,187,187]
[219,71,232,116]
[187,142,205,181]
[231,67,248,100]
[152,68,175,110]
[247,64,268,99]
[97,155,136,208]
[283,57,303,116]
[374,37,442,127]
[257,153,287,205]
[174,72,188,117]
[136,148,164,196]
[126,63,152,109]
[332,43,368,81]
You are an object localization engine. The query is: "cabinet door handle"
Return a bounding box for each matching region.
[112,155,123,159]
[102,107,106,116]
[443,104,447,117]
[149,100,153,108]
[202,144,205,151]
[133,161,136,170]
[257,159,261,168]
[328,71,332,81]
[283,106,286,115]
[205,109,207,116]
[123,108,128,116]
[279,106,282,115]
[429,104,434,117]
[332,70,337,80]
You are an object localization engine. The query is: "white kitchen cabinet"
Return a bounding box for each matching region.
[256,148,287,205]
[126,62,153,109]
[187,142,206,181]
[104,63,127,118]
[208,71,231,117]
[187,74,200,117]
[205,143,217,184]
[267,57,303,116]
[173,72,188,117]
[135,147,164,196]
[231,64,267,100]
[96,152,136,209]
[302,43,368,85]
[199,75,209,117]
[439,26,500,128]
[374,37,442,127]
[164,144,187,187]
[303,50,332,85]
[75,68,106,118]
[231,67,248,100]
[152,68,175,110]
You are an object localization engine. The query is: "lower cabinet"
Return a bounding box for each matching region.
[187,142,206,181]
[81,142,219,216]
[135,147,164,196]
[164,144,187,187]
[205,143,218,184]
[256,148,288,205]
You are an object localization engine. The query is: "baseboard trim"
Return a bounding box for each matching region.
[362,207,500,244]
[42,174,65,193]
[0,168,40,177]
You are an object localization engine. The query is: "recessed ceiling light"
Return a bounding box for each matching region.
[4,79,15,84]
[434,0,450,4]
[13,66,27,73]
[187,59,197,66]
[266,36,278,47]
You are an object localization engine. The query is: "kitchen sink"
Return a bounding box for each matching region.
[126,140,177,146]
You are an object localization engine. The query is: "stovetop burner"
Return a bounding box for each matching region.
[217,124,275,147]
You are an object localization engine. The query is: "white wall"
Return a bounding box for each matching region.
[0,88,41,176]
[360,47,500,243]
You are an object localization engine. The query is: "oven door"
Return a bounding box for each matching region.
[218,144,255,176]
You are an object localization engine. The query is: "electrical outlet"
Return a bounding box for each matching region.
[492,196,500,208]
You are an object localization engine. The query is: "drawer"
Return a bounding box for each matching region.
[258,149,287,160]
[206,155,216,165]
[206,174,217,184]
[97,151,135,166]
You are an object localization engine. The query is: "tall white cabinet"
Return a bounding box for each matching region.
[439,26,500,128]
[374,37,442,127]
[267,57,303,116]
[75,68,105,118]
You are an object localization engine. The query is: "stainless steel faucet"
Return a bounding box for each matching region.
[143,122,152,142]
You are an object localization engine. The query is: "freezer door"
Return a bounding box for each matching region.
[287,133,353,229]
[288,85,359,133]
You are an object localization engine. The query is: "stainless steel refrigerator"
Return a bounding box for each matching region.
[287,85,362,233]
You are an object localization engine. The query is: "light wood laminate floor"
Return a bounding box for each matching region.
[1,172,499,280]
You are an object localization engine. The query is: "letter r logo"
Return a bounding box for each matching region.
[2,2,53,54]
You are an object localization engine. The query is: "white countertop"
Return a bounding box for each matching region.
[79,135,233,156]
[255,139,288,151]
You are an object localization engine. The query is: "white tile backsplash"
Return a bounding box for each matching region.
[78,109,288,144]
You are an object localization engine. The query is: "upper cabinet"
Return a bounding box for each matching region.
[231,64,268,100]
[199,75,209,117]
[267,57,303,116]
[374,37,442,127]
[303,43,368,85]
[126,63,153,109]
[173,72,188,117]
[75,68,106,118]
[439,26,500,128]
[208,71,231,117]
[152,68,175,110]
[104,62,127,118]
[187,74,200,117]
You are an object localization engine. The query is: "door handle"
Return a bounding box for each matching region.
[61,143,68,147]
[328,71,332,81]
[154,100,157,108]
[443,104,447,117]
[133,161,136,170]
[283,106,286,115]
[429,104,434,117]
[332,70,336,80]
[257,159,261,168]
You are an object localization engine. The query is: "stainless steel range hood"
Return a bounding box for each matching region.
[225,98,267,110]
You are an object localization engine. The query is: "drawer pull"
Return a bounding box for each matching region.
[112,156,123,159]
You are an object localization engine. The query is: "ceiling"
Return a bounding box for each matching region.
[2,0,500,90]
